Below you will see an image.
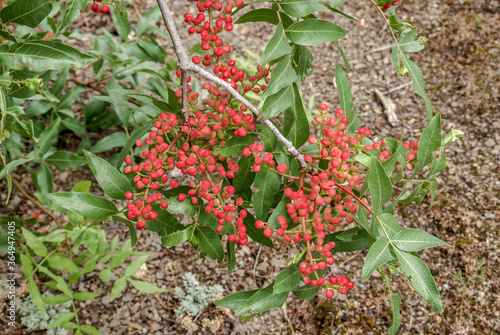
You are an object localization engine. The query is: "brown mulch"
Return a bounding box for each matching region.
[1,0,499,334]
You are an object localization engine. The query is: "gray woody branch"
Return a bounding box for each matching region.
[156,0,307,169]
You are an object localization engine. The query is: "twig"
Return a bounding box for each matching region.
[11,177,61,228]
[374,88,398,127]
[382,81,412,95]
[154,292,175,310]
[364,43,395,55]
[337,250,362,267]
[252,244,262,280]
[155,0,307,169]
[281,304,296,335]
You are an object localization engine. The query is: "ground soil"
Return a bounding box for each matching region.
[1,0,499,334]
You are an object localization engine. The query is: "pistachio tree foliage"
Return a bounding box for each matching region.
[0,0,462,333]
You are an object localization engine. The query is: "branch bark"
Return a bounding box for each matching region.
[156,0,307,169]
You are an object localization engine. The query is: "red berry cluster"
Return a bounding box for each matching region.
[381,0,402,12]
[91,0,110,14]
[123,111,251,237]
[122,0,420,300]
[242,105,366,297]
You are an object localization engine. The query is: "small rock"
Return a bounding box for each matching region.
[257,261,269,272]
[484,138,495,147]
[102,294,111,305]
[98,327,111,335]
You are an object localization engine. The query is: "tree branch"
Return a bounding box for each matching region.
[155,0,307,169]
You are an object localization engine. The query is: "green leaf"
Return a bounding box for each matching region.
[37,162,53,194]
[283,83,309,148]
[335,65,359,130]
[216,134,253,157]
[236,283,288,315]
[373,213,402,239]
[388,293,402,335]
[292,44,314,80]
[399,52,433,119]
[195,226,224,262]
[399,184,427,205]
[110,277,126,302]
[443,129,464,148]
[34,117,61,155]
[273,264,301,294]
[99,269,112,282]
[165,197,198,216]
[115,120,155,169]
[262,22,292,65]
[137,38,166,63]
[111,215,137,246]
[45,151,88,170]
[112,8,131,41]
[49,312,74,328]
[48,192,118,220]
[400,31,425,53]
[253,167,281,221]
[262,84,294,119]
[354,206,371,234]
[233,156,256,193]
[334,41,350,72]
[57,0,86,32]
[0,0,52,28]
[259,124,278,152]
[216,289,260,310]
[367,159,393,215]
[235,8,279,25]
[80,325,100,335]
[20,253,33,277]
[323,228,369,253]
[90,132,128,153]
[291,285,320,300]
[22,227,48,257]
[146,204,184,237]
[84,150,133,199]
[136,6,162,36]
[268,196,292,229]
[241,210,273,248]
[263,54,298,97]
[42,294,71,305]
[285,19,346,46]
[393,248,443,313]
[124,254,149,277]
[161,225,194,247]
[0,40,95,71]
[361,236,393,281]
[415,113,441,173]
[127,279,168,294]
[47,252,80,273]
[61,322,78,330]
[73,291,99,301]
[28,279,45,316]
[391,229,449,252]
[280,0,325,17]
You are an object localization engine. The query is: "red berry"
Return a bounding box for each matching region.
[99,5,110,13]
[91,3,99,12]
